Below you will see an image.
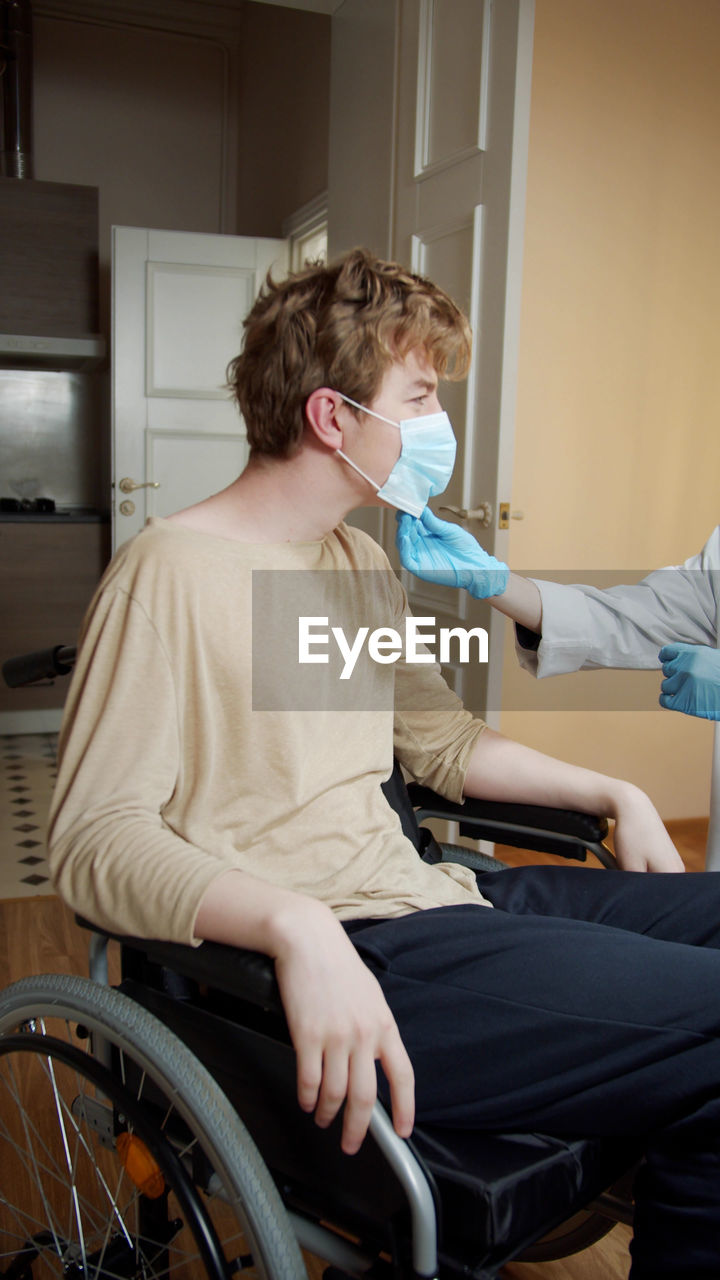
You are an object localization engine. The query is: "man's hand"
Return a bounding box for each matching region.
[659,643,720,721]
[396,507,509,598]
[609,782,685,873]
[194,872,415,1156]
[273,900,415,1155]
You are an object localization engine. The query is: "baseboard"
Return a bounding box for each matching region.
[0,709,64,736]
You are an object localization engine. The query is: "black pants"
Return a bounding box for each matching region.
[346,868,720,1278]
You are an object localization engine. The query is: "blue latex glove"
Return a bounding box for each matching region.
[658,643,720,721]
[396,507,509,598]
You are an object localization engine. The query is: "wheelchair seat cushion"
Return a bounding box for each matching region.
[410,1124,639,1271]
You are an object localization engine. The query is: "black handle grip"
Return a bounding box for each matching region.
[2,645,76,688]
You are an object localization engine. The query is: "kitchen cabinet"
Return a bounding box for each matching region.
[0,517,109,714]
[0,177,100,344]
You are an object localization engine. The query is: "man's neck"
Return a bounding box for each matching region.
[166,450,359,544]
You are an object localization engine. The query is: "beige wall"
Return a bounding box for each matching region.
[33,17,226,296]
[235,4,330,236]
[501,0,720,820]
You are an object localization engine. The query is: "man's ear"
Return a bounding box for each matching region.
[305,388,346,451]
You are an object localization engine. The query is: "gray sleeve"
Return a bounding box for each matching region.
[516,527,720,679]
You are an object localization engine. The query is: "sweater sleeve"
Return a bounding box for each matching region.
[393,663,487,802]
[516,528,720,679]
[48,586,233,944]
[388,574,487,801]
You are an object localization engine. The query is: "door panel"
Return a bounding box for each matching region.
[417,0,489,170]
[145,430,247,521]
[145,263,256,399]
[112,227,287,551]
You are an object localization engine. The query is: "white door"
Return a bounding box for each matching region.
[329,0,535,723]
[112,227,288,551]
[394,0,534,724]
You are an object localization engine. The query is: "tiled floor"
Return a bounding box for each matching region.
[0,733,57,898]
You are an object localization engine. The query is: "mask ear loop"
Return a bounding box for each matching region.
[335,392,399,430]
[335,449,382,490]
[333,392,400,492]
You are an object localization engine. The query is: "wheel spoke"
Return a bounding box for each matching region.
[0,976,307,1280]
[1,1053,65,1260]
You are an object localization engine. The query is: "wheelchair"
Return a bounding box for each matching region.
[0,645,639,1280]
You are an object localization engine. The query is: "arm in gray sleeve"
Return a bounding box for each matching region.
[516,526,720,679]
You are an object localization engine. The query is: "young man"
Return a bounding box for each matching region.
[50,250,720,1277]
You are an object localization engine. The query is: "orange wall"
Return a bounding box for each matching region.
[501,0,720,820]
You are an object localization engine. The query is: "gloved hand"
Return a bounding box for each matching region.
[396,507,509,598]
[659,643,720,721]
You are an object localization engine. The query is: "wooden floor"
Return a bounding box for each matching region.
[0,817,709,1280]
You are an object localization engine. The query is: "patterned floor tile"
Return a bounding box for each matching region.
[0,734,58,898]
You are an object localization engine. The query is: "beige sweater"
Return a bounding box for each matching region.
[48,518,489,944]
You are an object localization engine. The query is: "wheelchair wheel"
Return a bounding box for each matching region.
[517,1207,616,1262]
[0,974,307,1280]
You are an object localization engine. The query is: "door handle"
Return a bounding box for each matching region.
[118,477,161,494]
[438,502,492,528]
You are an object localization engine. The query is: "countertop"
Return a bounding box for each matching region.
[0,508,109,523]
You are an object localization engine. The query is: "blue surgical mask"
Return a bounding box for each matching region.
[335,393,457,518]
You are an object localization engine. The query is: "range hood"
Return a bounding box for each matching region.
[0,332,106,371]
[0,1,105,371]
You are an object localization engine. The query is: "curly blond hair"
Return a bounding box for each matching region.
[227,247,471,457]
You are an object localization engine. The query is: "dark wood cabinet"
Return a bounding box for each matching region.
[0,178,100,338]
[0,520,109,712]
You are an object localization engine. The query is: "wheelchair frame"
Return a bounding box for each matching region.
[0,646,638,1280]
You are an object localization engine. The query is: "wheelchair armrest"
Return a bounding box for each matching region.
[407,784,610,862]
[75,915,283,1013]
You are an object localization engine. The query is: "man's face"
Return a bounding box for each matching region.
[345,347,443,498]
